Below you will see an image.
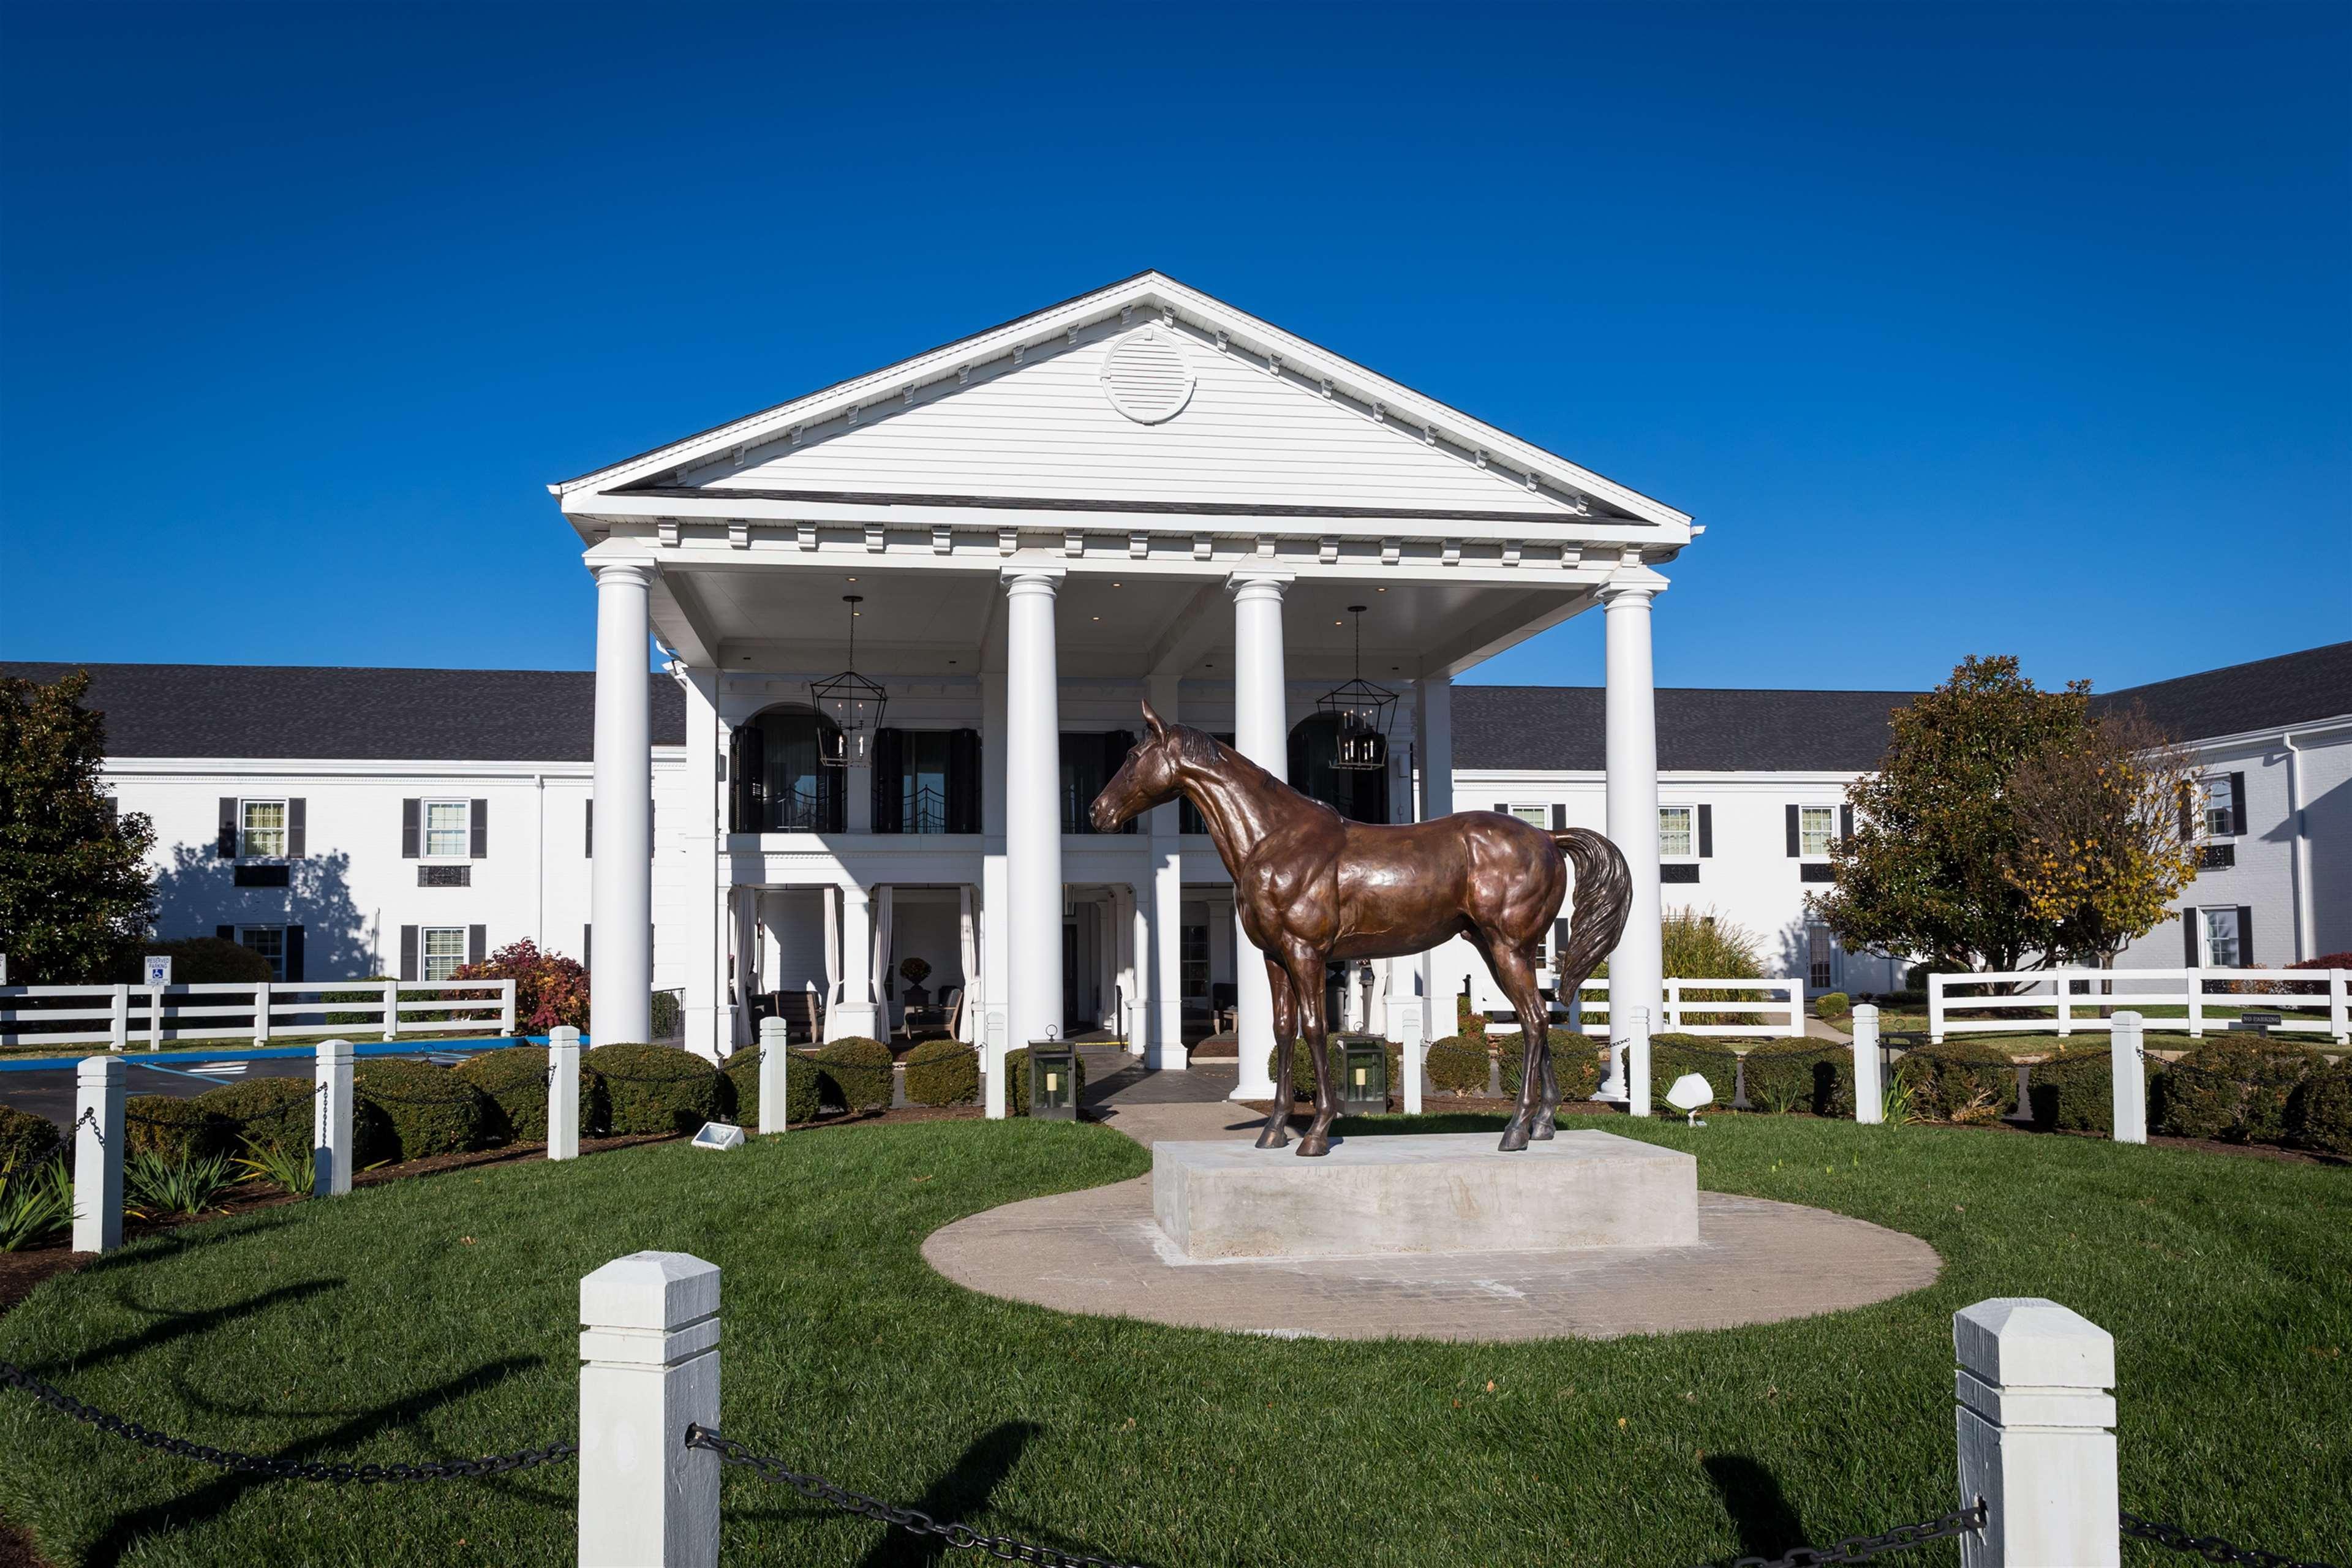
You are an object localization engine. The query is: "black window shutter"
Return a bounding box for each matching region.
[1553,918,1569,959]
[2229,773,2247,837]
[1785,804,1801,858]
[402,799,421,859]
[585,799,594,857]
[287,797,306,859]
[285,925,305,982]
[1550,804,1567,831]
[400,925,419,982]
[871,729,904,834]
[2236,907,2253,967]
[103,796,118,827]
[1697,804,1714,858]
[470,799,488,859]
[469,925,487,967]
[1840,804,1854,843]
[1493,801,1509,815]
[2183,912,2199,967]
[583,924,592,968]
[217,797,239,858]
[948,729,982,834]
[216,924,235,943]
[1105,733,1136,832]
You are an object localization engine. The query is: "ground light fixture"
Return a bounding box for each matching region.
[1317,605,1396,771]
[1336,1035,1389,1115]
[810,594,886,766]
[1666,1072,1713,1128]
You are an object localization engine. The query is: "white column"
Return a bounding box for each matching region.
[1003,568,1067,1073]
[1148,670,1185,1070]
[831,884,877,1039]
[981,669,1012,1098]
[579,1252,722,1568]
[312,1038,354,1197]
[1414,674,1453,1053]
[2110,1011,2147,1145]
[1228,571,1292,1102]
[1601,568,1667,1066]
[1954,1298,2119,1568]
[1116,884,1143,1054]
[590,562,654,1046]
[548,1025,581,1159]
[70,1056,123,1254]
[757,1015,789,1135]
[1853,1003,1885,1125]
[680,668,728,1064]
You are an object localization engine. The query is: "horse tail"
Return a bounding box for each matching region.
[1550,827,1632,995]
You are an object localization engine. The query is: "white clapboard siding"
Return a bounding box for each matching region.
[712,330,1578,514]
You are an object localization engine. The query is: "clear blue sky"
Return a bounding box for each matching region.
[2,2,2345,695]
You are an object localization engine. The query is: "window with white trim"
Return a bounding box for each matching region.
[237,925,285,981]
[423,800,470,859]
[1798,806,1836,857]
[421,926,469,983]
[2200,907,2241,969]
[2201,777,2236,839]
[1506,804,1550,829]
[1659,805,1694,858]
[240,799,288,859]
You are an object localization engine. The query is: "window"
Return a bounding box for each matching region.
[1799,806,1836,857]
[2201,908,2241,969]
[421,927,469,983]
[238,925,286,981]
[2202,777,2236,839]
[1061,733,1139,834]
[241,799,287,859]
[1181,924,1209,1003]
[900,732,953,833]
[1659,806,1694,858]
[1501,804,1550,829]
[423,801,469,858]
[1807,928,1834,992]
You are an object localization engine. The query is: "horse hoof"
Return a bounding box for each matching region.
[1255,1128,1289,1150]
[1529,1120,1556,1141]
[1497,1125,1530,1153]
[1295,1135,1332,1158]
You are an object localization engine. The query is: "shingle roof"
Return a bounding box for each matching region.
[1455,686,1918,772]
[2087,641,2352,740]
[0,663,685,761]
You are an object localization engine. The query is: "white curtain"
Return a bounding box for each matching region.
[957,886,979,1043]
[871,886,895,1033]
[733,891,758,1049]
[821,884,842,1008]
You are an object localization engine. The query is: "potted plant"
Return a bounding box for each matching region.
[899,956,932,1009]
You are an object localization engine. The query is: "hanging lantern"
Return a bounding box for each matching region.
[1317,605,1395,771]
[810,594,886,767]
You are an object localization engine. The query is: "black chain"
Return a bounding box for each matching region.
[685,1425,1145,1568]
[1702,1500,1986,1568]
[2122,1509,2343,1568]
[70,1107,103,1147]
[0,1361,574,1483]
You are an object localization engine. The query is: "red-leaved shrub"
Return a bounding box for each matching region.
[452,939,590,1034]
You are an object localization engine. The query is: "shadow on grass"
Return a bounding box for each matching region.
[848,1419,1045,1566]
[35,1277,343,1377]
[78,1353,549,1568]
[1702,1453,1809,1561]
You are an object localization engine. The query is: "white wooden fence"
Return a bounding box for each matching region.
[1,979,516,1051]
[1489,976,1806,1039]
[1928,968,2350,1044]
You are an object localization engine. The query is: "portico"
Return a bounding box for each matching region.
[554,273,1694,1109]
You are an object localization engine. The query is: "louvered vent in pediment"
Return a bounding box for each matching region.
[1099,326,1195,425]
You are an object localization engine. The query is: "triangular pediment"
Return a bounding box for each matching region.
[556,273,1688,530]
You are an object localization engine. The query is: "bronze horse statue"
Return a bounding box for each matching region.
[1091,702,1631,1155]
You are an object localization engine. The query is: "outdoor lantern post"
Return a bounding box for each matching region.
[810,594,886,767]
[1336,1034,1389,1115]
[1029,1035,1079,1121]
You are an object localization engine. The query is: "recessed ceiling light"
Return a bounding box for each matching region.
[1376,586,1386,592]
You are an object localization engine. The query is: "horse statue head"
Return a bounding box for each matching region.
[1088,699,1197,832]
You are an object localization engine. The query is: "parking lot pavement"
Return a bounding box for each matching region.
[0,1046,501,1126]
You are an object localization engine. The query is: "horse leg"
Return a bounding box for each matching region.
[1481,939,1550,1152]
[1534,1042,1563,1140]
[1291,951,1336,1157]
[1255,957,1296,1150]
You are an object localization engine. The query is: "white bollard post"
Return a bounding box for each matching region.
[1398,1000,1425,1115]
[548,1025,581,1161]
[1954,1298,2119,1568]
[312,1039,354,1197]
[71,1057,124,1254]
[2110,1010,2146,1146]
[757,1016,788,1135]
[1853,1003,1885,1125]
[579,1251,722,1568]
[1626,1005,1653,1118]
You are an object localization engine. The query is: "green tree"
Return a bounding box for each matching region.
[1811,655,2086,974]
[0,671,156,981]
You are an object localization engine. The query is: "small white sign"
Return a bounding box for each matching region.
[690,1121,745,1152]
[0,953,9,985]
[143,954,173,988]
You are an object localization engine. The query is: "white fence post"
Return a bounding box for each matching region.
[579,1251,722,1568]
[1929,973,1947,1044]
[2052,972,2071,1039]
[548,1025,581,1161]
[312,1039,355,1197]
[1852,1003,1883,1125]
[70,1057,124,1254]
[1626,1005,1652,1118]
[500,979,516,1037]
[1954,1297,2119,1568]
[1664,979,1681,1033]
[148,984,164,1050]
[757,1016,788,1134]
[110,984,128,1052]
[2184,967,2204,1038]
[2110,1011,2146,1146]
[2331,968,2348,1045]
[254,981,272,1047]
[382,979,400,1042]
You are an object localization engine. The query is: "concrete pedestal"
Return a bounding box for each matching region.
[1150,1131,1698,1262]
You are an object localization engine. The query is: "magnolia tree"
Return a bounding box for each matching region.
[0,671,155,982]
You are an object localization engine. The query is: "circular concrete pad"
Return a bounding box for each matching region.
[924,1178,1939,1342]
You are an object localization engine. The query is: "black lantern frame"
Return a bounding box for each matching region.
[810,594,886,768]
[1335,1033,1390,1115]
[1028,1037,1080,1121]
[1317,605,1395,772]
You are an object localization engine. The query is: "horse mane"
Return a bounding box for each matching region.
[1167,722,1344,826]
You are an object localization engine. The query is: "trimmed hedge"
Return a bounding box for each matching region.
[1004,1047,1087,1117]
[354,1060,487,1162]
[1894,1039,2018,1123]
[0,1104,61,1173]
[1423,1035,1492,1095]
[809,1038,893,1114]
[112,937,270,986]
[2154,1034,2323,1144]
[1646,1033,1743,1110]
[1267,1039,1409,1104]
[582,1044,725,1136]
[123,1095,224,1159]
[2027,1049,2114,1134]
[203,1078,316,1154]
[1814,992,1851,1021]
[1742,1037,1852,1117]
[2289,1058,2352,1155]
[455,1047,550,1144]
[905,1037,981,1106]
[1497,1030,1606,1104]
[721,1045,820,1127]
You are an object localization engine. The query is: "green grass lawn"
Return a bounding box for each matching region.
[1,1116,2346,1568]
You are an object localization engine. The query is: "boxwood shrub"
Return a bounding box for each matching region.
[455,1046,550,1144]
[1003,1046,1087,1117]
[0,1104,61,1172]
[1494,1031,1607,1104]
[1740,1038,1851,1116]
[2288,1058,2352,1155]
[808,1038,893,1114]
[123,1095,226,1158]
[722,1044,820,1126]
[1423,1035,1491,1095]
[2153,1034,2324,1144]
[1646,1033,1743,1110]
[1894,1039,2018,1123]
[1813,992,1851,1022]
[1266,1039,1409,1104]
[201,1077,317,1156]
[905,1037,981,1106]
[582,1044,725,1136]
[2026,1048,2115,1134]
[354,1060,487,1162]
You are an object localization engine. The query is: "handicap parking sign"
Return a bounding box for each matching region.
[143,954,172,987]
